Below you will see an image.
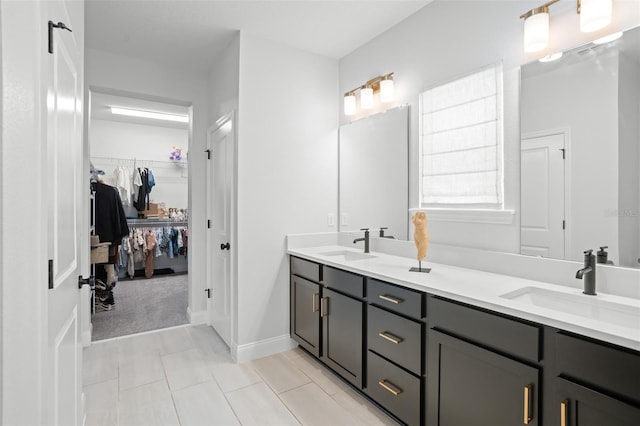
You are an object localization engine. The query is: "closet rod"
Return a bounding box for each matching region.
[91,156,187,166]
[127,219,188,228]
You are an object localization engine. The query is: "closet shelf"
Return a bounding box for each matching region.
[127,219,188,227]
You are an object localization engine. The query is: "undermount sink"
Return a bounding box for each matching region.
[500,286,640,329]
[318,250,377,262]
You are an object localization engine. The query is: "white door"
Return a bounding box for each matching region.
[206,114,234,346]
[46,1,84,424]
[521,132,565,258]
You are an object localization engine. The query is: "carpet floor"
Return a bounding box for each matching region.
[91,273,188,341]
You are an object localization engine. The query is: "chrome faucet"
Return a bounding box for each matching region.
[353,228,370,253]
[576,249,596,295]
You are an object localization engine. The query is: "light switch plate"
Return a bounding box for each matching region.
[327,213,335,227]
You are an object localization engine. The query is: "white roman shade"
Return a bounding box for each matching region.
[420,63,503,206]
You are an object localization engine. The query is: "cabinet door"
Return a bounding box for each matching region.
[291,275,321,357]
[427,329,540,426]
[321,288,364,388]
[556,378,640,426]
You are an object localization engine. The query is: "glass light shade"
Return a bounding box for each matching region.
[524,12,549,53]
[360,87,374,109]
[580,0,612,32]
[344,94,356,115]
[380,79,394,103]
[592,31,622,44]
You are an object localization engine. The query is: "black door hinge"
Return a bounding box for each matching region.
[559,148,566,159]
[205,289,211,299]
[205,149,211,160]
[48,259,54,289]
[562,220,566,230]
[207,219,211,229]
[48,21,72,54]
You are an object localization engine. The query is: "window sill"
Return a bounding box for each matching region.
[410,208,515,225]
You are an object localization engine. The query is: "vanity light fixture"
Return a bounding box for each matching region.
[342,72,394,115]
[110,106,189,123]
[592,31,623,44]
[520,0,613,53]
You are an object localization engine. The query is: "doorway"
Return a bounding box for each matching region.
[521,129,570,259]
[88,88,192,341]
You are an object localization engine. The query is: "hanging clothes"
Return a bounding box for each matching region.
[92,181,130,245]
[113,166,133,206]
[133,168,152,211]
[144,229,157,278]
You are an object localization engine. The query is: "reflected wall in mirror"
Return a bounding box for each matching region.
[339,106,409,240]
[521,26,640,268]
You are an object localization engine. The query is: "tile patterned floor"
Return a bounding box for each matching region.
[84,325,398,426]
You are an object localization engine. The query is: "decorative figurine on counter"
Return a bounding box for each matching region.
[169,146,183,161]
[410,211,431,273]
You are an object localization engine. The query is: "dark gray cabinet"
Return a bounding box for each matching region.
[427,296,541,426]
[321,287,364,388]
[290,257,365,388]
[290,275,321,357]
[427,329,539,426]
[366,279,426,425]
[555,377,640,426]
[552,332,640,426]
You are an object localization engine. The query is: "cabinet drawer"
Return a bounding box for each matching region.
[369,278,424,319]
[323,266,364,298]
[368,305,423,375]
[367,351,421,426]
[429,296,541,362]
[290,256,320,282]
[556,332,640,403]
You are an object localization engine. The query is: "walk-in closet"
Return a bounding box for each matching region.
[89,90,190,340]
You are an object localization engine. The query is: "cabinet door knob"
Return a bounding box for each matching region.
[379,294,403,304]
[523,384,533,424]
[560,399,569,426]
[378,331,403,344]
[378,380,403,396]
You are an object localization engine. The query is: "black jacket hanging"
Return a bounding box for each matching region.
[134,167,151,211]
[93,181,130,245]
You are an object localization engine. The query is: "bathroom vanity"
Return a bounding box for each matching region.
[288,244,640,426]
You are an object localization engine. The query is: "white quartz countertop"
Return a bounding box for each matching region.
[288,245,640,352]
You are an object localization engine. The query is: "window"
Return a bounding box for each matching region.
[419,63,503,208]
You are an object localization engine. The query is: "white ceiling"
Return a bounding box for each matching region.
[85,0,432,74]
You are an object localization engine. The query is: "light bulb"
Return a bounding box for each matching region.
[344,94,356,115]
[580,0,612,32]
[524,11,550,53]
[361,87,374,109]
[380,79,394,103]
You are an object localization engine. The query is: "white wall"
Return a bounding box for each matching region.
[85,48,209,319]
[209,34,240,123]
[89,119,189,209]
[236,34,338,351]
[522,52,619,263]
[338,0,640,254]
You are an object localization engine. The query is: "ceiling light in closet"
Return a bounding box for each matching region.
[110,107,189,123]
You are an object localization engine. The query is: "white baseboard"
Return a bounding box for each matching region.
[232,334,298,363]
[187,307,208,325]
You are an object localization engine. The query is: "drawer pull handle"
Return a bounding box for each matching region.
[379,294,403,304]
[523,384,533,424]
[312,293,319,313]
[560,399,568,426]
[378,380,403,396]
[320,297,328,317]
[378,331,403,344]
